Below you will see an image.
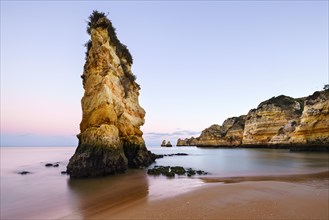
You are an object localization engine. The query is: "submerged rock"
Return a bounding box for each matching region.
[147,166,208,177]
[67,11,154,178]
[163,153,188,157]
[45,163,59,167]
[17,171,32,175]
[170,166,186,175]
[147,166,173,177]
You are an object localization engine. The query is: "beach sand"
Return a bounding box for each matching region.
[63,171,329,220]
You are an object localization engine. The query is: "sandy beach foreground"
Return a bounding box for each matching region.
[63,171,329,220]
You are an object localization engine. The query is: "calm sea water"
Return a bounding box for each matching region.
[1,146,328,219]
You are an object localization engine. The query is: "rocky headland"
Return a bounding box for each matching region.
[67,11,154,178]
[177,90,329,151]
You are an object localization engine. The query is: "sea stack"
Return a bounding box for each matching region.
[166,141,173,147]
[67,11,154,178]
[160,140,166,147]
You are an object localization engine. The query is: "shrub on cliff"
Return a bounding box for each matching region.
[257,95,305,115]
[84,40,92,59]
[84,10,138,97]
[258,95,296,109]
[85,10,133,65]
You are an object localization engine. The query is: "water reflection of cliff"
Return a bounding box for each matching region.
[67,170,149,219]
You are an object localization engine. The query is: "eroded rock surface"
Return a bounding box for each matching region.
[243,95,303,145]
[177,90,329,150]
[290,90,329,146]
[67,11,154,178]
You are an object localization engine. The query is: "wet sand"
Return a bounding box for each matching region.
[201,170,329,183]
[63,171,329,219]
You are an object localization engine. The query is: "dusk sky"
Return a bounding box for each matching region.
[1,1,328,146]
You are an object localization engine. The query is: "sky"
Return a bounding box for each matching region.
[1,0,328,147]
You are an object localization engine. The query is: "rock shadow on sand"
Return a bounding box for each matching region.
[66,170,149,219]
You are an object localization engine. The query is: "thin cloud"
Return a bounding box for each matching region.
[144,130,200,138]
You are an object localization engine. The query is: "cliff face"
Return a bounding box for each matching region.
[290,90,329,145]
[67,11,154,178]
[196,116,246,147]
[243,96,303,145]
[177,90,329,150]
[177,137,198,146]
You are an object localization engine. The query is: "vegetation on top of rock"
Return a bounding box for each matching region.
[257,95,297,109]
[84,40,92,60]
[323,84,329,91]
[305,90,329,105]
[83,10,138,98]
[257,95,305,115]
[231,115,246,129]
[86,10,133,65]
[200,124,223,138]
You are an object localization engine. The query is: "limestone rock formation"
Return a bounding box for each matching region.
[177,137,198,146]
[197,116,246,147]
[176,138,186,146]
[188,137,199,146]
[67,11,154,178]
[290,90,329,146]
[243,95,303,145]
[166,141,173,147]
[161,140,172,147]
[161,140,167,147]
[177,90,329,150]
[177,116,245,147]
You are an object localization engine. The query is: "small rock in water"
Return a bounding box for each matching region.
[171,166,186,175]
[187,168,196,177]
[174,153,188,156]
[196,170,208,175]
[18,171,32,175]
[61,171,67,175]
[45,163,59,167]
[147,166,208,178]
[157,153,189,158]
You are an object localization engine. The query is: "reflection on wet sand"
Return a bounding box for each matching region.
[201,170,329,185]
[66,169,149,219]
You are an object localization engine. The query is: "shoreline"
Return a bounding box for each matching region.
[62,169,329,219]
[201,170,329,184]
[178,144,329,152]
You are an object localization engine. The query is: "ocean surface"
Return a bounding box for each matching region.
[1,146,328,219]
